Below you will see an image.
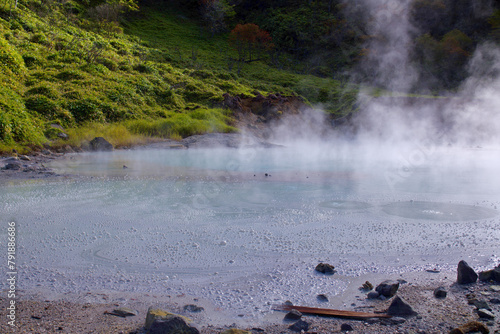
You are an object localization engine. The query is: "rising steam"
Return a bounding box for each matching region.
[268,0,500,149]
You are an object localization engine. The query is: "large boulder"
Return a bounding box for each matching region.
[145,307,192,331]
[387,296,417,317]
[457,260,478,284]
[375,280,400,298]
[89,137,113,151]
[149,316,199,334]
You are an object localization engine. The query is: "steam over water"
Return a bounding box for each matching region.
[1,146,500,323]
[2,0,500,326]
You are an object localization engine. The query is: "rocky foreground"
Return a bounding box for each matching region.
[0,262,499,334]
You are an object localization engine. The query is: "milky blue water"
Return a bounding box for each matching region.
[1,146,500,322]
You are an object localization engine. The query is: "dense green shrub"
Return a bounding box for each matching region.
[133,61,156,74]
[182,82,223,103]
[55,69,85,81]
[62,90,83,100]
[22,54,41,68]
[25,83,59,99]
[31,32,50,46]
[0,86,44,144]
[154,88,185,109]
[43,125,66,140]
[0,35,26,75]
[67,99,105,123]
[25,95,61,118]
[98,57,118,71]
[190,69,213,79]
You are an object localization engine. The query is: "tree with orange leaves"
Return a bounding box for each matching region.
[229,23,273,62]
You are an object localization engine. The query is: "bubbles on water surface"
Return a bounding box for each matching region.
[319,200,372,211]
[382,201,498,221]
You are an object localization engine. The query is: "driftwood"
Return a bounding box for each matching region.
[274,304,391,319]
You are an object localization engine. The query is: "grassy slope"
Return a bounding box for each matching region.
[0,2,358,154]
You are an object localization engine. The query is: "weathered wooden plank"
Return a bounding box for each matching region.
[274,304,391,319]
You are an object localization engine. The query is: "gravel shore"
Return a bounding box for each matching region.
[1,269,499,333]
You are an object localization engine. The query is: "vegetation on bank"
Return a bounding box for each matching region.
[0,0,498,154]
[0,0,360,153]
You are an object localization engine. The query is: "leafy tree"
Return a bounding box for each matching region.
[229,23,273,62]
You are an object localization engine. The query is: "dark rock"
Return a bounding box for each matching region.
[4,161,22,170]
[111,307,137,317]
[479,266,500,282]
[340,323,353,331]
[145,307,192,330]
[361,281,373,291]
[490,298,500,304]
[390,317,406,325]
[449,320,489,334]
[183,304,204,313]
[365,318,379,324]
[433,287,447,298]
[387,296,417,317]
[149,316,200,334]
[288,320,309,332]
[457,260,478,284]
[367,291,380,299]
[284,300,293,306]
[375,280,400,298]
[317,294,329,302]
[477,308,495,319]
[472,300,491,310]
[89,137,113,151]
[284,309,302,321]
[315,263,335,275]
[479,270,493,281]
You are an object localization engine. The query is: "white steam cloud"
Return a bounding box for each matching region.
[266,0,500,149]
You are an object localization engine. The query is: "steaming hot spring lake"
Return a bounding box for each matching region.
[2,143,500,322]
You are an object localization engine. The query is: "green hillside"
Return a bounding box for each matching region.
[0,1,357,153]
[2,0,497,153]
